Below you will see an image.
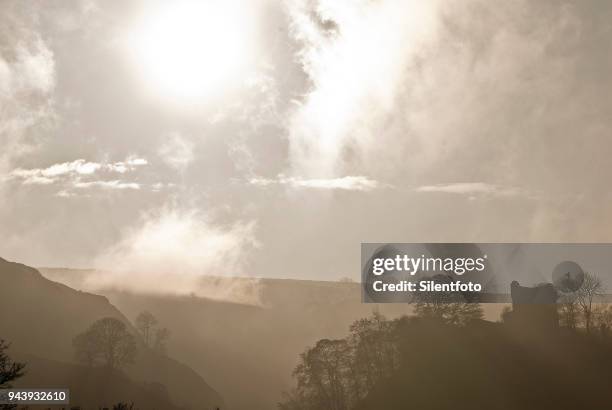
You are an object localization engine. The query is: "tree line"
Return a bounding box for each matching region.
[279,297,484,410]
[556,272,608,333]
[72,311,171,369]
[0,311,172,408]
[280,272,612,410]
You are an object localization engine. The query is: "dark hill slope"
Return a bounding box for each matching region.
[356,319,612,410]
[0,258,223,410]
[0,258,121,360]
[13,352,181,410]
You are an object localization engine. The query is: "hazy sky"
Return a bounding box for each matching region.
[2,0,612,281]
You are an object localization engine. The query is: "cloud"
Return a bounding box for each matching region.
[416,183,521,197]
[279,0,612,245]
[72,180,141,190]
[158,132,194,171]
[11,159,101,181]
[0,36,55,98]
[249,175,388,191]
[90,208,260,303]
[8,157,148,189]
[107,156,149,173]
[14,174,56,185]
[3,0,612,276]
[285,0,439,177]
[0,6,57,189]
[283,0,604,193]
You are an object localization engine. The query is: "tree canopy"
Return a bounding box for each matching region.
[73,317,137,369]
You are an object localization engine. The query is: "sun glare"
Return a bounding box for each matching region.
[128,1,254,101]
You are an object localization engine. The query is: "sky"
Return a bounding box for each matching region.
[1,0,612,282]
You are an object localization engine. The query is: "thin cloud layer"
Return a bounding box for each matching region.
[10,157,147,180]
[416,183,521,197]
[249,175,387,191]
[72,180,141,190]
[8,157,148,192]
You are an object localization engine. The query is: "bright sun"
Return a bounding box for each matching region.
[128,1,254,101]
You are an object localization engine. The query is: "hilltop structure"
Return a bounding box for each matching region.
[505,280,559,334]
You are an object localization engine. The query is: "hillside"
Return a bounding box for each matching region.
[0,258,223,410]
[0,260,122,360]
[38,267,511,410]
[354,319,612,410]
[39,268,413,410]
[12,353,181,410]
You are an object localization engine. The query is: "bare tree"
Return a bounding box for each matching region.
[558,293,580,330]
[576,272,603,333]
[73,317,137,369]
[135,311,158,347]
[0,340,25,388]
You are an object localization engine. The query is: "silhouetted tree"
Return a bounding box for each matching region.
[135,311,158,347]
[0,340,25,410]
[281,306,490,410]
[73,317,137,369]
[0,340,25,388]
[576,272,603,333]
[346,312,398,399]
[414,299,483,326]
[413,280,483,326]
[281,313,400,410]
[294,338,352,410]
